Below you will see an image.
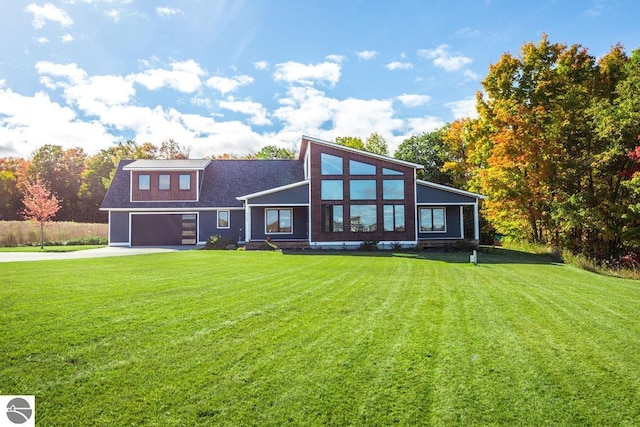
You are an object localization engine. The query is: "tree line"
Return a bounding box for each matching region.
[1,35,639,262]
[393,35,640,262]
[0,139,299,224]
[0,133,389,224]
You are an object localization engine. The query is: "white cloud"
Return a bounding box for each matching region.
[273,86,335,132]
[105,9,120,22]
[133,60,204,93]
[253,61,268,70]
[445,98,478,119]
[36,61,135,114]
[1,49,474,160]
[206,75,254,95]
[0,88,111,156]
[404,116,446,136]
[25,3,73,29]
[272,86,409,153]
[418,45,472,72]
[463,69,480,80]
[219,98,271,126]
[1,61,269,158]
[61,34,74,43]
[156,7,182,17]
[454,27,480,38]
[396,94,431,107]
[386,61,413,71]
[326,54,345,63]
[36,61,87,85]
[65,75,136,114]
[584,0,605,16]
[36,37,50,44]
[273,61,341,86]
[190,95,213,110]
[356,50,378,60]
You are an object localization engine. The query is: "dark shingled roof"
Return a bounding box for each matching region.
[101,159,305,210]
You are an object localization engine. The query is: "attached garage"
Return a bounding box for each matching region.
[130,213,197,246]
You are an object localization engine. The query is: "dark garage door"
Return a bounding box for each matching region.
[131,214,197,246]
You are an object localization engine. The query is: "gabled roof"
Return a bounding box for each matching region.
[101,159,305,210]
[298,135,424,169]
[204,160,304,207]
[123,159,211,170]
[417,179,486,200]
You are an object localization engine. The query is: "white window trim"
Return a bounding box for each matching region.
[419,206,447,233]
[265,208,294,235]
[217,210,230,229]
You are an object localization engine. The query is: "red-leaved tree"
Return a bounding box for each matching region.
[21,176,61,248]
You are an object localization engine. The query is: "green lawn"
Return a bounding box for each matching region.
[1,250,639,426]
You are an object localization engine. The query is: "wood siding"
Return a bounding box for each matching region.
[131,171,197,201]
[309,144,416,242]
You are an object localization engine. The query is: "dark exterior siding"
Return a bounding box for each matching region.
[109,211,130,244]
[417,184,477,204]
[199,210,244,242]
[250,207,308,240]
[417,206,462,239]
[246,183,309,205]
[309,143,416,242]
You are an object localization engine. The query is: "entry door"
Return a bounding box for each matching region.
[181,214,197,244]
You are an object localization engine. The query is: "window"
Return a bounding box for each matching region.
[217,210,230,229]
[322,205,344,232]
[350,180,376,200]
[350,205,377,232]
[159,174,170,190]
[321,153,343,175]
[179,174,191,190]
[383,180,404,200]
[349,160,376,175]
[383,168,403,176]
[321,180,343,200]
[138,174,150,190]
[384,205,405,232]
[420,207,446,232]
[266,209,292,233]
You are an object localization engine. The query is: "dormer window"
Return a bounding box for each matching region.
[138,174,150,190]
[159,174,171,190]
[179,174,191,190]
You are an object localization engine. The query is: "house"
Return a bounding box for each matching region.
[100,135,485,248]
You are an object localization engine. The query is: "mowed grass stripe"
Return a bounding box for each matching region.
[1,250,639,426]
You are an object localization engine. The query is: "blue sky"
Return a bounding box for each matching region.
[1,0,639,158]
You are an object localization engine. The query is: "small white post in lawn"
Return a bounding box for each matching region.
[470,249,478,265]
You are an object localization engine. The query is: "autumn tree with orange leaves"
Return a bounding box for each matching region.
[471,35,640,259]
